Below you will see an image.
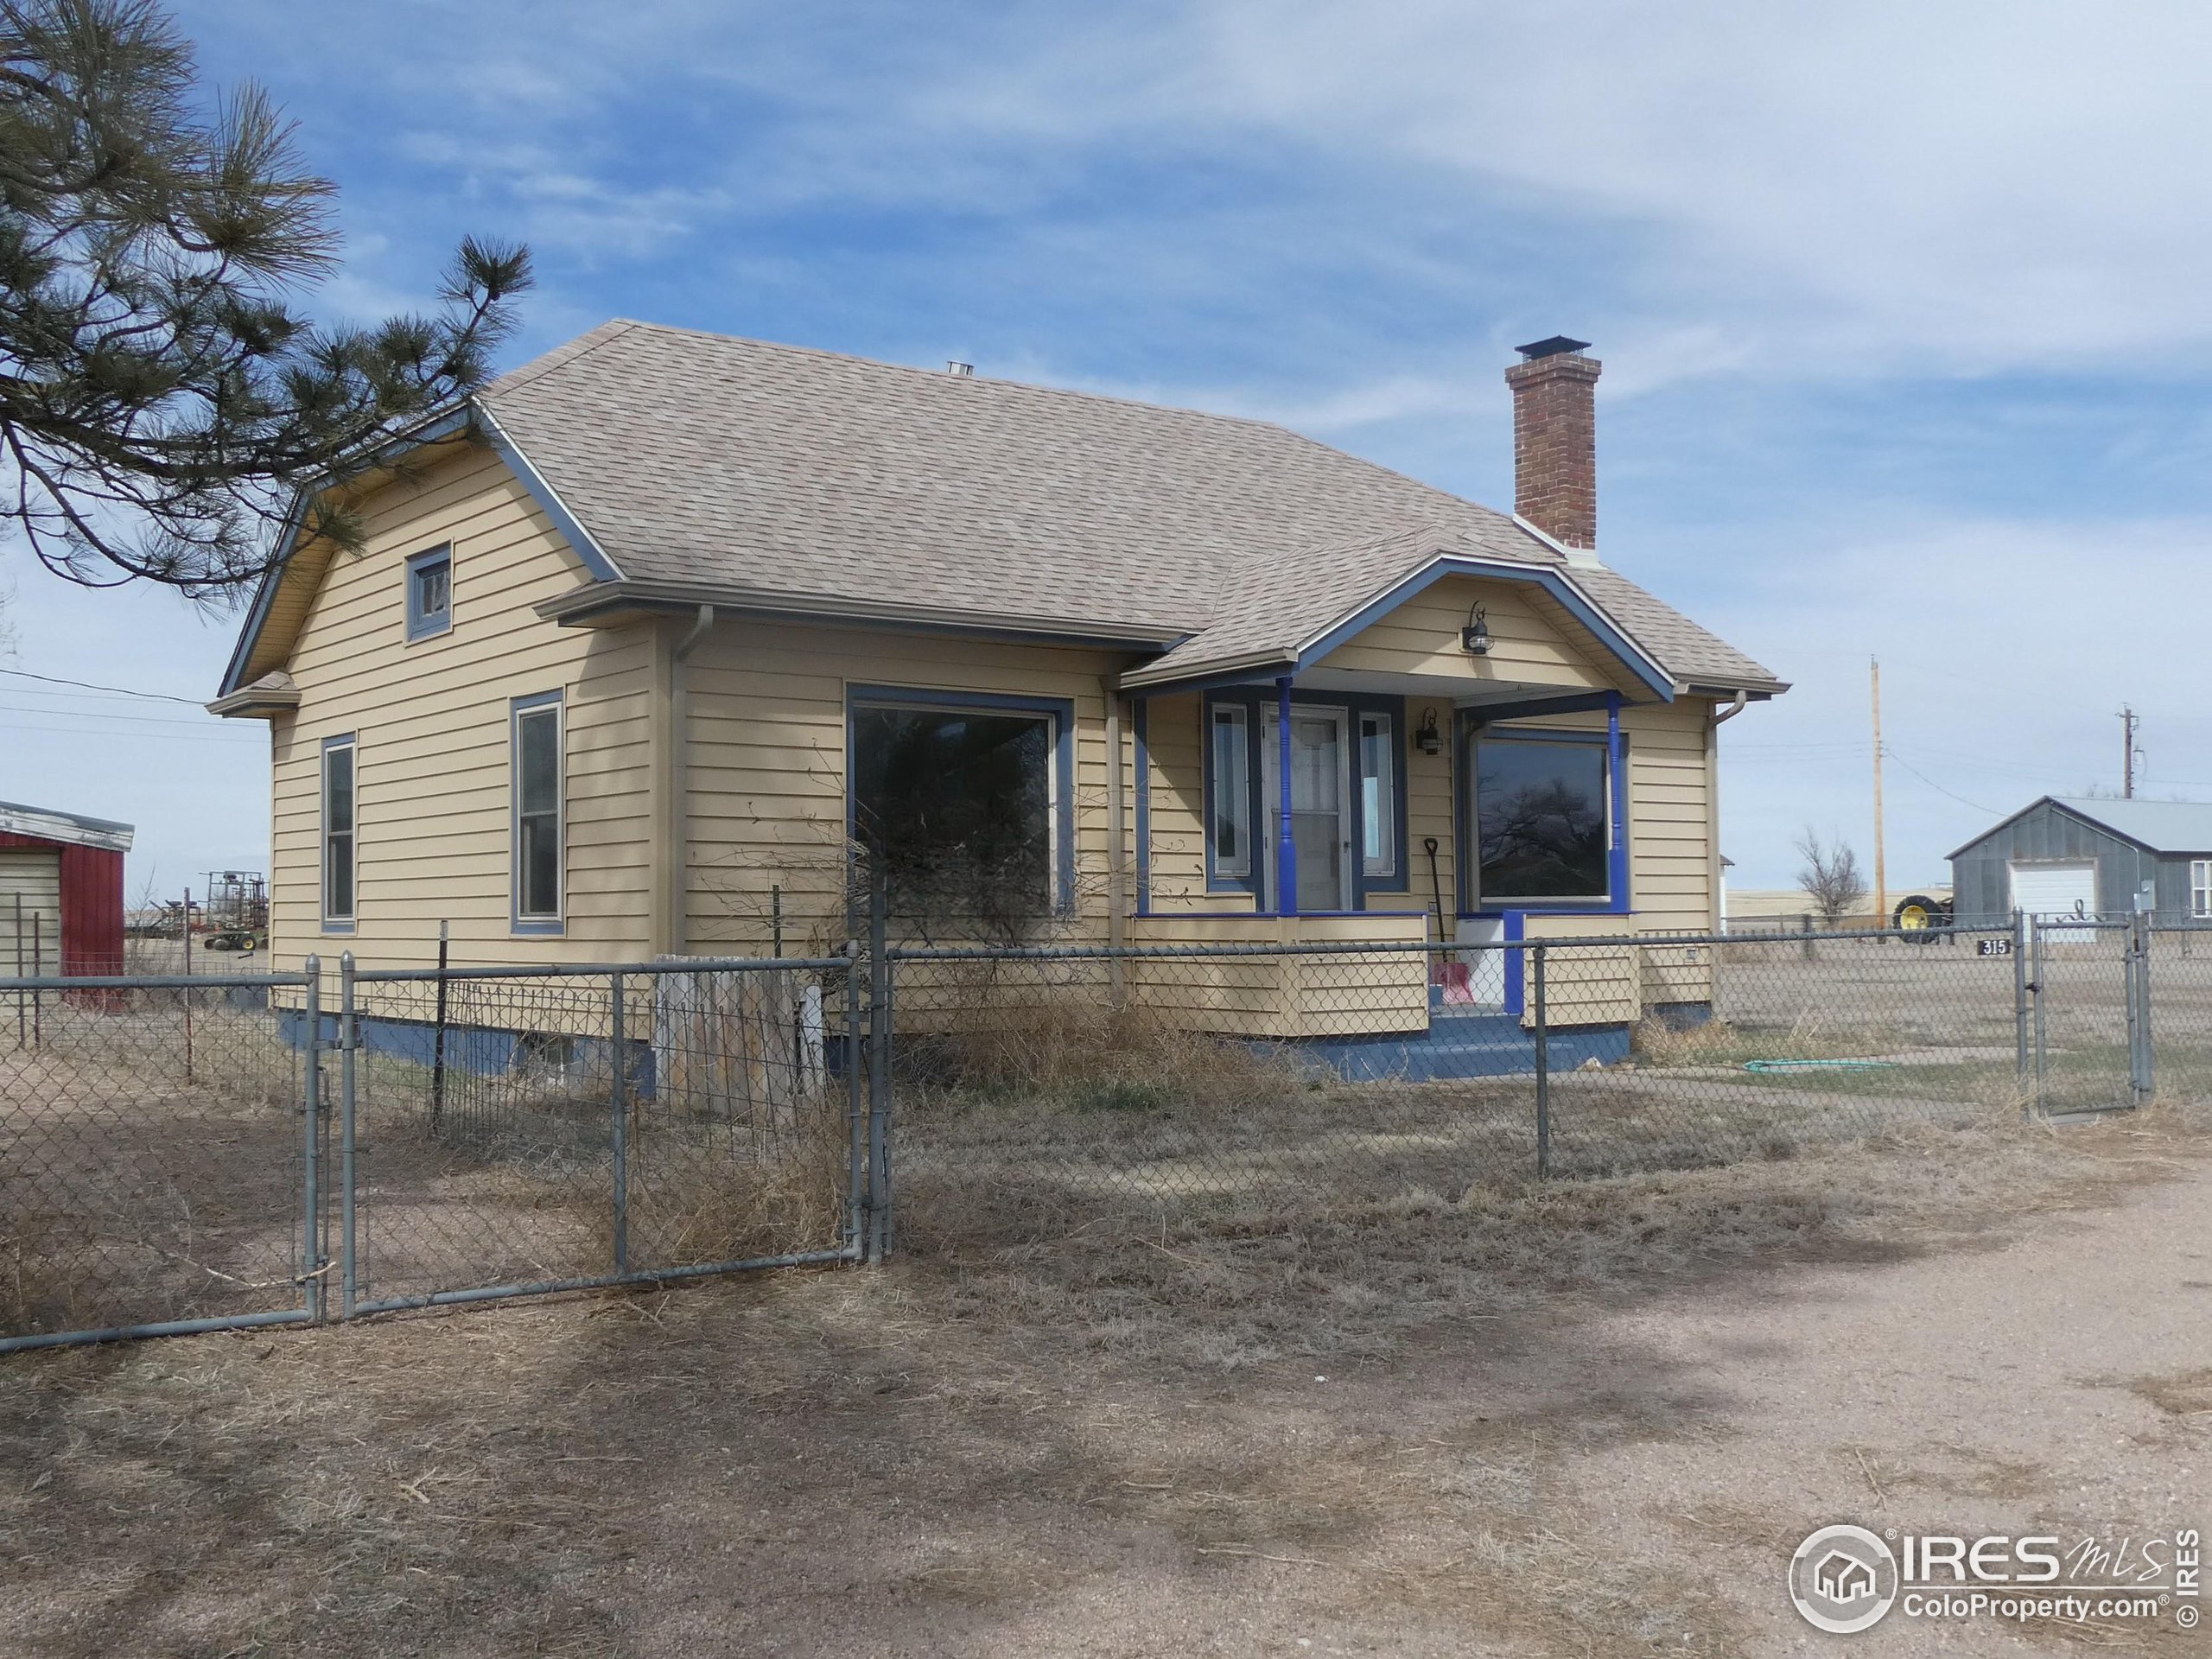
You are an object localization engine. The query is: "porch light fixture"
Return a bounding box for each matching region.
[1462,602,1492,656]
[1416,707,1443,755]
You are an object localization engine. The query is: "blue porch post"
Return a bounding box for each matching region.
[1275,674,1298,917]
[1606,691,1629,910]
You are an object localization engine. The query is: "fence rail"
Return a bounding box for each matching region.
[1,912,2198,1351]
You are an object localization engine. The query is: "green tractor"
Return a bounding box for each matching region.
[1891,893,1953,943]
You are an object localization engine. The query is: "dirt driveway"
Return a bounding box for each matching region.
[1,1108,2206,1657]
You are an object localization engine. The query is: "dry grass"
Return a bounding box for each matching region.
[0,1093,2205,1657]
[893,1091,2209,1372]
[899,963,1292,1113]
[1631,1008,1910,1068]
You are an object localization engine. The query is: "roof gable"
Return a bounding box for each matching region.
[1949,794,2212,859]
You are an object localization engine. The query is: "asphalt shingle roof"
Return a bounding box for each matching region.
[481,320,1781,690]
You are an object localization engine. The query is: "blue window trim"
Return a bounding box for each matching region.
[320,733,358,934]
[1201,687,1408,911]
[1457,695,1630,919]
[404,544,453,641]
[511,690,566,936]
[845,683,1079,918]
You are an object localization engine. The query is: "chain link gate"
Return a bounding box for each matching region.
[2027,916,2149,1116]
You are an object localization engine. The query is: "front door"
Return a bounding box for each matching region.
[1262,709,1353,912]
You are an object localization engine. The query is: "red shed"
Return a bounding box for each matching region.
[0,800,133,977]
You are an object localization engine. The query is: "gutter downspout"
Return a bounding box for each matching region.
[1707,690,1745,935]
[668,604,715,956]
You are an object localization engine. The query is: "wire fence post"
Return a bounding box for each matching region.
[2012,907,2030,1109]
[11,892,22,1048]
[867,871,891,1265]
[1799,913,1814,962]
[339,951,358,1319]
[429,920,449,1136]
[302,956,324,1323]
[30,909,41,1050]
[1532,942,1551,1181]
[181,887,194,1083]
[610,970,629,1274]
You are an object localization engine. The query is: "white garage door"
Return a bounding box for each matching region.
[0,849,62,971]
[2009,859,2099,925]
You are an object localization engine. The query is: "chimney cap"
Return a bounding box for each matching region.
[1515,334,1592,360]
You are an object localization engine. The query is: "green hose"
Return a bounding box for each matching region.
[1743,1058,1899,1073]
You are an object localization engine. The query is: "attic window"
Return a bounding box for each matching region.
[406,545,452,639]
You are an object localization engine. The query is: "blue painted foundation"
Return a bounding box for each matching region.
[281,1008,665,1098]
[1299,1007,1630,1084]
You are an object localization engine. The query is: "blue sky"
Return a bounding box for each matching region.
[9,0,2211,899]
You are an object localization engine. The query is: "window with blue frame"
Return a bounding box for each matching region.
[321,736,356,925]
[1359,712,1395,879]
[851,696,1061,924]
[512,695,563,925]
[405,545,452,639]
[1209,704,1252,879]
[1472,734,1611,902]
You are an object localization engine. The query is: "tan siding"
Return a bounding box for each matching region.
[682,620,1138,952]
[1313,575,1633,693]
[269,442,655,972]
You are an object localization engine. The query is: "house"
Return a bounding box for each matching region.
[208,323,1783,1053]
[0,800,133,977]
[1950,796,2212,925]
[1814,1550,1876,1604]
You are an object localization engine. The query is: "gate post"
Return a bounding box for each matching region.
[2029,920,2050,1115]
[845,941,867,1255]
[2130,912,2154,1108]
[867,871,891,1265]
[2012,908,2030,1109]
[302,956,324,1323]
[339,951,358,1319]
[610,972,629,1273]
[1532,943,1551,1181]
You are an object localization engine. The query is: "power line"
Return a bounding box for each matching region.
[0,666,205,704]
[0,719,257,745]
[0,702,231,730]
[1880,747,1999,815]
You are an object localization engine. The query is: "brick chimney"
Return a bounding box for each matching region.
[1506,335,1600,550]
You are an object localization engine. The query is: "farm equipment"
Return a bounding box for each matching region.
[198,871,269,951]
[1892,893,1953,942]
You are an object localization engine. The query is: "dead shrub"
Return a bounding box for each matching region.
[899,961,1293,1113]
[627,1089,854,1267]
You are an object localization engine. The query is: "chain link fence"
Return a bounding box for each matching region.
[1,912,2195,1351]
[0,970,311,1345]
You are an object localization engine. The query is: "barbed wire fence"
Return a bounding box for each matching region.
[0,912,2194,1351]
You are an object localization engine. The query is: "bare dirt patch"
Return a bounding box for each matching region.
[0,1101,2205,1657]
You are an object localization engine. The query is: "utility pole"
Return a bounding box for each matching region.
[1872,656,1886,931]
[2120,705,2139,798]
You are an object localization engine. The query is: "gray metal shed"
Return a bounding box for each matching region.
[1948,797,2212,924]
